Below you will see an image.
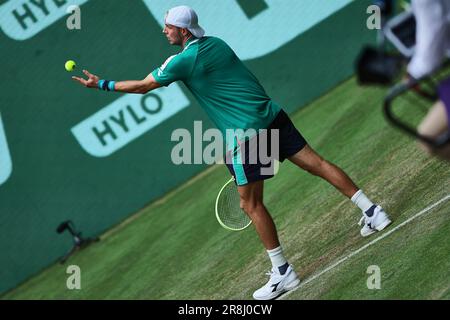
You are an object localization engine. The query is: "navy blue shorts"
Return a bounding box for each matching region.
[225,109,307,186]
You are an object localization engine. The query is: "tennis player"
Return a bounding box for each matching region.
[72,6,392,300]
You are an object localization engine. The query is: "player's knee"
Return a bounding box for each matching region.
[240,198,263,215]
[302,157,327,176]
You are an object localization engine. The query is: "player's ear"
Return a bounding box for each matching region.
[181,28,190,36]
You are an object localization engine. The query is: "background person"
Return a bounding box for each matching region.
[407,0,450,160]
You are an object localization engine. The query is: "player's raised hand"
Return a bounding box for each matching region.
[72,70,100,88]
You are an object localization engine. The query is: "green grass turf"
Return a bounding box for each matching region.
[2,76,449,300]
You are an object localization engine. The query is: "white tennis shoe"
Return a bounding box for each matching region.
[253,264,300,300]
[358,205,392,237]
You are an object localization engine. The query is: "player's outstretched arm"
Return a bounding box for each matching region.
[114,73,162,94]
[72,70,161,94]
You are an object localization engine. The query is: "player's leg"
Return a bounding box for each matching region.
[237,180,279,249]
[268,109,390,236]
[237,180,300,300]
[287,145,358,197]
[287,145,391,236]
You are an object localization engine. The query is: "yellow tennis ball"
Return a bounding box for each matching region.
[65,60,76,72]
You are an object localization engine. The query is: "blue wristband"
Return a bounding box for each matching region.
[98,79,115,91]
[108,81,115,92]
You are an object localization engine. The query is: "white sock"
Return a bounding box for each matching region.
[351,190,375,213]
[267,246,288,272]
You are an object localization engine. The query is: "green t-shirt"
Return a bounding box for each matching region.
[152,36,281,148]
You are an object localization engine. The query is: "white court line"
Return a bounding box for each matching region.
[279,194,450,300]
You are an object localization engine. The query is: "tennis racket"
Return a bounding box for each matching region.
[215,177,252,231]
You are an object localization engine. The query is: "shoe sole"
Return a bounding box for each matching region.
[361,229,376,237]
[253,278,301,300]
[361,219,392,237]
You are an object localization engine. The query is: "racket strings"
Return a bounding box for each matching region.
[217,182,251,230]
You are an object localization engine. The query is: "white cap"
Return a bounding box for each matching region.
[165,6,205,38]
